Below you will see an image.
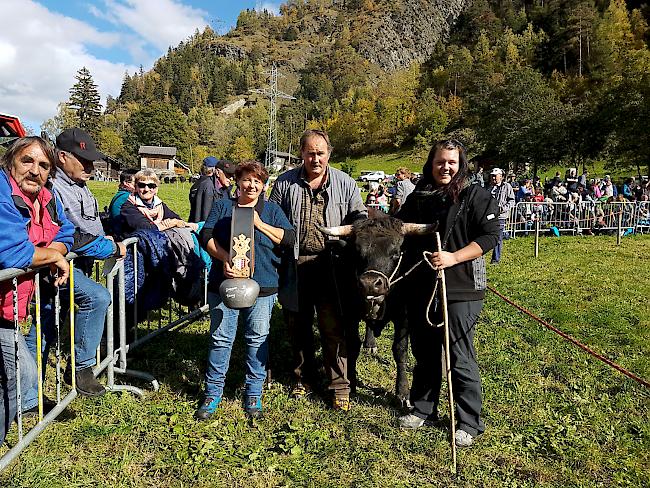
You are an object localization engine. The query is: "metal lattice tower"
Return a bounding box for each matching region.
[253,64,295,168]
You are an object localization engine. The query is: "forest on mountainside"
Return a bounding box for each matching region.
[43,0,650,177]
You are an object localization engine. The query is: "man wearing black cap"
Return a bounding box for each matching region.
[53,128,107,240]
[35,127,127,396]
[188,156,236,223]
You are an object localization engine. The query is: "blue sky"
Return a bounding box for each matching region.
[0,1,280,130]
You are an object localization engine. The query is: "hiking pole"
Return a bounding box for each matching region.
[435,232,457,474]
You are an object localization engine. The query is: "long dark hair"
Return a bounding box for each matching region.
[416,139,469,202]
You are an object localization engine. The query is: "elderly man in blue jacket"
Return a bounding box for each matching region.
[0,136,71,443]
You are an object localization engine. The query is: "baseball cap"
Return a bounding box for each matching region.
[202,156,218,168]
[216,159,237,176]
[490,168,503,176]
[56,127,105,161]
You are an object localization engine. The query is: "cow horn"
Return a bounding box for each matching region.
[317,224,354,237]
[401,223,438,235]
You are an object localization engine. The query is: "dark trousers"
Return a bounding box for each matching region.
[284,256,359,398]
[409,299,485,437]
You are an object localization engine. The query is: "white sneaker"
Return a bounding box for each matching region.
[398,413,437,429]
[454,429,474,448]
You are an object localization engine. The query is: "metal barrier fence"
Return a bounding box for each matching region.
[505,201,650,237]
[0,238,208,470]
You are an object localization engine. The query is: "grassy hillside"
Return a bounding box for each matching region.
[1,184,648,486]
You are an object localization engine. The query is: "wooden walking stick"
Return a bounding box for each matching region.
[435,232,457,474]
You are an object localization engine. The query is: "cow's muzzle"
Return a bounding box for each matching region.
[360,270,391,320]
[359,271,389,296]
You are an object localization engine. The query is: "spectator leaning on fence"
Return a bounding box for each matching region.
[35,127,126,398]
[120,169,199,234]
[269,129,367,412]
[487,167,515,264]
[0,136,71,444]
[188,157,237,224]
[194,161,295,420]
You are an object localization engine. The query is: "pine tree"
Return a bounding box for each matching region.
[68,67,102,136]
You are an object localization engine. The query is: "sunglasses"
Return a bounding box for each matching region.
[137,182,157,189]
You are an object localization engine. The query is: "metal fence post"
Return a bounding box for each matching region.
[34,273,44,422]
[106,268,115,389]
[534,217,540,258]
[12,278,23,441]
[118,262,127,370]
[617,207,623,246]
[68,261,76,391]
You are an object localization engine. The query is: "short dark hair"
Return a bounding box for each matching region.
[299,129,333,154]
[0,136,57,177]
[119,168,137,184]
[235,161,268,184]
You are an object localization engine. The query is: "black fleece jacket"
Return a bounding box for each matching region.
[397,184,500,301]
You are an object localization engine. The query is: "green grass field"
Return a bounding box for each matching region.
[1,183,648,487]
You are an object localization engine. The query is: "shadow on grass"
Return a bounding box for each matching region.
[123,305,299,402]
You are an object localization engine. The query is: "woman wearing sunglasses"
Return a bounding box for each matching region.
[120,169,198,234]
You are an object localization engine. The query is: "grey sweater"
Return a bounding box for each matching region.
[269,165,367,259]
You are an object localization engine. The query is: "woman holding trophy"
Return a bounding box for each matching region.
[195,162,295,420]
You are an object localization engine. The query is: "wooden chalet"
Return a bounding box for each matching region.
[138,146,177,172]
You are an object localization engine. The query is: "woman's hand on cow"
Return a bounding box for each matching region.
[427,250,458,270]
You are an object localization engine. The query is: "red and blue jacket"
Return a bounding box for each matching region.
[0,169,73,321]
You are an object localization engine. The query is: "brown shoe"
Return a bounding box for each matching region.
[333,396,351,412]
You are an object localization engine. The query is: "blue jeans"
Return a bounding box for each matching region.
[23,269,110,410]
[1,325,37,444]
[204,292,276,399]
[491,219,506,263]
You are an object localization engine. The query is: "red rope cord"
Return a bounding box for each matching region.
[488,285,650,389]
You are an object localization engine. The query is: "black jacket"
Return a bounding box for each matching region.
[188,175,231,223]
[397,184,499,301]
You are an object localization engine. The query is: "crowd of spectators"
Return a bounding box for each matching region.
[468,167,650,236]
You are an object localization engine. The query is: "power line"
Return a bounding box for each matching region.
[252,64,295,168]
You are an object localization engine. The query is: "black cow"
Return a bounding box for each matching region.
[319,216,436,406]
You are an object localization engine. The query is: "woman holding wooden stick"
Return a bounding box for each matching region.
[396,140,499,448]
